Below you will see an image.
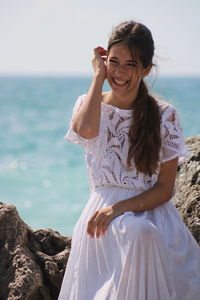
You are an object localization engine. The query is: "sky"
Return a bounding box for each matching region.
[0,0,200,77]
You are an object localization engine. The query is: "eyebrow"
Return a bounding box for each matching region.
[109,56,136,63]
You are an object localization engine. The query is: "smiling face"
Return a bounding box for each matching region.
[106,43,151,103]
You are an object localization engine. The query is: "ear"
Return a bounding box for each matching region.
[142,64,152,78]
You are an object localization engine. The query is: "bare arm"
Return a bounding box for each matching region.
[114,156,178,214]
[87,157,178,238]
[72,47,107,139]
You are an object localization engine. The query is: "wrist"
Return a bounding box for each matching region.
[93,72,105,84]
[112,201,125,217]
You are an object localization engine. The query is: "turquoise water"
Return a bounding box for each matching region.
[0,76,199,236]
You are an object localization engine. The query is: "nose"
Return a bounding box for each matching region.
[115,64,126,75]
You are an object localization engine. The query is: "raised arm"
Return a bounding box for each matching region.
[72,47,107,139]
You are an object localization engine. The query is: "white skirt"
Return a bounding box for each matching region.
[58,186,200,300]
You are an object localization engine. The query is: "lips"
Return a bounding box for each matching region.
[113,77,129,87]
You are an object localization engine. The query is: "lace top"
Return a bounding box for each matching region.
[65,95,189,191]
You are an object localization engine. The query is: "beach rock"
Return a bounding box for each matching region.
[0,135,199,299]
[0,202,71,300]
[173,135,200,245]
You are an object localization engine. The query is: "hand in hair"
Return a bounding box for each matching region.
[92,47,107,80]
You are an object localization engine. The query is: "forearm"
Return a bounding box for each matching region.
[113,182,173,215]
[72,74,104,139]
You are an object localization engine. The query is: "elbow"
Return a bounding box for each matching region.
[72,122,98,139]
[155,182,174,203]
[164,189,174,203]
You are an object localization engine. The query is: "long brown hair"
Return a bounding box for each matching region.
[108,21,161,176]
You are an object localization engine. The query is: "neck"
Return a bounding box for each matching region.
[106,89,139,109]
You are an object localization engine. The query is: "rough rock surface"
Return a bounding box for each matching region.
[0,135,199,300]
[173,135,200,245]
[0,203,71,300]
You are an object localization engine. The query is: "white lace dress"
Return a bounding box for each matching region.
[58,95,200,300]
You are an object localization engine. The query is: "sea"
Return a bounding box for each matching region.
[0,76,199,236]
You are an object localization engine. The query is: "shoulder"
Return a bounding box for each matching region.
[71,94,87,118]
[155,99,177,124]
[154,98,183,137]
[155,99,184,144]
[73,94,86,110]
[76,93,106,105]
[76,94,86,103]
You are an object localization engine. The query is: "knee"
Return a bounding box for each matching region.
[134,220,158,240]
[121,216,159,243]
[110,213,160,245]
[133,220,159,245]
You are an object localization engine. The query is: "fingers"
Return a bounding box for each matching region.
[87,211,109,238]
[87,211,98,237]
[87,205,118,238]
[94,46,108,60]
[91,46,107,77]
[95,218,108,238]
[94,46,108,55]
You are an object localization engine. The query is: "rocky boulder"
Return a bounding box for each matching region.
[173,135,200,245]
[0,203,71,300]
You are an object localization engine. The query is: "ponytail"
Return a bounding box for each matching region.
[127,80,161,176]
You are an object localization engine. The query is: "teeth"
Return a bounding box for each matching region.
[114,78,128,86]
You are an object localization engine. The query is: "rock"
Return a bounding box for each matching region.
[0,203,71,300]
[0,135,199,299]
[173,135,200,245]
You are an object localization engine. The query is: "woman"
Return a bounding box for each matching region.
[58,21,200,300]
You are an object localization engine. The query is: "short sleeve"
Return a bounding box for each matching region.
[64,95,98,152]
[161,106,189,165]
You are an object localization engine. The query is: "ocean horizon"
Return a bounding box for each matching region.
[0,75,199,236]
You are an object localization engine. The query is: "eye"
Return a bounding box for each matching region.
[127,62,137,67]
[109,59,118,64]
